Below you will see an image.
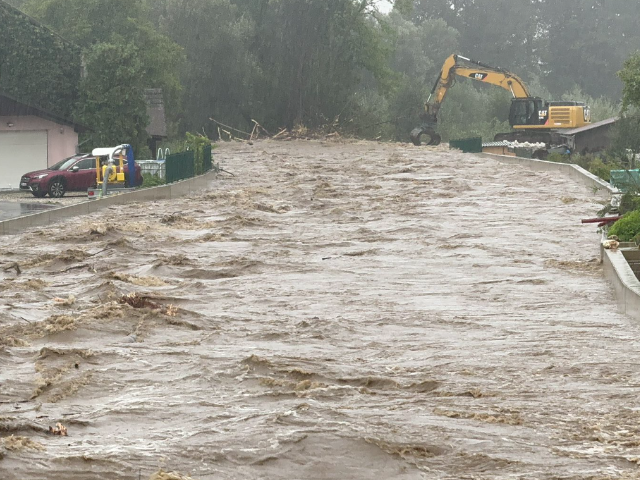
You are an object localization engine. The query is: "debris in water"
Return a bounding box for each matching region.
[365,437,445,459]
[433,407,523,425]
[53,295,76,306]
[2,262,21,275]
[161,213,186,224]
[48,423,68,436]
[109,272,169,287]
[24,278,48,290]
[1,435,45,451]
[154,254,192,266]
[120,293,179,316]
[544,258,601,274]
[149,470,199,480]
[0,336,30,347]
[89,223,113,235]
[124,333,138,343]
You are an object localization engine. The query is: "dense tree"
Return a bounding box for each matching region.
[408,0,639,100]
[147,0,262,136]
[27,0,184,109]
[150,0,393,135]
[25,0,183,149]
[611,52,640,160]
[0,1,81,119]
[6,0,635,144]
[410,0,540,77]
[2,0,26,7]
[379,13,461,139]
[619,52,640,111]
[245,0,392,130]
[73,42,149,153]
[535,0,639,98]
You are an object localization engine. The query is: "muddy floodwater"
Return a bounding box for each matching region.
[1,140,638,479]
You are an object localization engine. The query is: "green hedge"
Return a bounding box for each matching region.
[0,2,81,119]
[609,211,640,242]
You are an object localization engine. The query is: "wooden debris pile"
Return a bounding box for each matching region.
[149,470,199,480]
[119,293,178,316]
[210,117,342,143]
[48,423,68,436]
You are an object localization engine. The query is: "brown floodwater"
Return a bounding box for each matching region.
[1,140,636,480]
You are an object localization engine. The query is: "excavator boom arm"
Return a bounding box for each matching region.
[428,54,530,116]
[411,54,531,146]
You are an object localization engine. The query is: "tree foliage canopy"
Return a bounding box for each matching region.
[0,1,81,119]
[22,0,183,153]
[3,0,638,147]
[73,41,149,153]
[619,53,640,111]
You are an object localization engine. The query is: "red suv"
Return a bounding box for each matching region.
[20,154,143,198]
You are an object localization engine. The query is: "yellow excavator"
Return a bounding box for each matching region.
[410,54,592,151]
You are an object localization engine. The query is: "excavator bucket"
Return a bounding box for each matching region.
[410,127,441,146]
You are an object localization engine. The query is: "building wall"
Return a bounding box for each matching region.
[0,115,78,166]
[574,124,614,154]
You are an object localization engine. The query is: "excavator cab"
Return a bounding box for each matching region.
[509,97,547,127]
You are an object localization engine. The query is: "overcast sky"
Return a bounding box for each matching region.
[376,0,393,13]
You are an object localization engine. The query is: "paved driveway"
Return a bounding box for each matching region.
[0,201,55,221]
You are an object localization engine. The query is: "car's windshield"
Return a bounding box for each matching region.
[49,156,82,171]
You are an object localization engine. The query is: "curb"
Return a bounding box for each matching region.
[479,152,640,320]
[0,168,218,235]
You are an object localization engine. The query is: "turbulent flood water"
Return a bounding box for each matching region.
[1,140,638,479]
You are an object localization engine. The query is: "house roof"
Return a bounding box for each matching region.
[0,89,88,132]
[561,117,618,136]
[144,88,167,138]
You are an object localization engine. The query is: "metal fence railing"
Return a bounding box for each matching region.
[202,145,212,173]
[165,151,195,183]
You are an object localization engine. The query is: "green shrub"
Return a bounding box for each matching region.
[609,210,640,241]
[185,132,213,175]
[546,152,569,163]
[588,158,612,182]
[546,152,621,182]
[619,194,640,215]
[142,173,166,188]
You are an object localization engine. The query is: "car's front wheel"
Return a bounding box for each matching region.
[48,178,66,198]
[31,191,46,198]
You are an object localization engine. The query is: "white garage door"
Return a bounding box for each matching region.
[0,131,48,190]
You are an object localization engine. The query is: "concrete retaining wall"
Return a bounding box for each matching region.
[0,168,218,235]
[603,247,640,321]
